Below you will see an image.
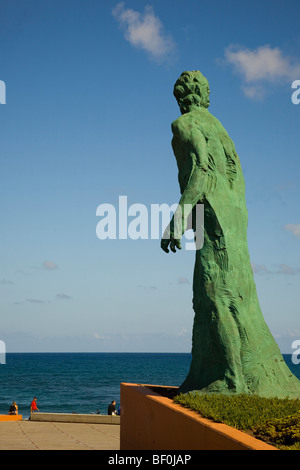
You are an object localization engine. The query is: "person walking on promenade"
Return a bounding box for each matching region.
[30,397,39,413]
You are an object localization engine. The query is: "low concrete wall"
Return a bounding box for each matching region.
[30,412,120,424]
[120,383,277,450]
[0,415,22,422]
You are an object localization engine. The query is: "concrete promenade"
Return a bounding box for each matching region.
[0,420,120,450]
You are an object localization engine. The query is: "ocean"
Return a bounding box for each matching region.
[0,353,299,420]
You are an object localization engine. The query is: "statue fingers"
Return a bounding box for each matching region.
[170,239,182,253]
[161,239,170,253]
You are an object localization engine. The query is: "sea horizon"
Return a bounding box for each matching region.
[1,352,299,420]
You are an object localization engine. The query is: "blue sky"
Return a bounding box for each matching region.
[1,0,300,353]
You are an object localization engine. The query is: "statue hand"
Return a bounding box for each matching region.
[161,237,182,253]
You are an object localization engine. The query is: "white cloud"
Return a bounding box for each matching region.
[242,84,265,100]
[224,44,300,99]
[26,298,46,304]
[178,277,189,285]
[285,223,300,238]
[252,262,299,275]
[275,264,298,275]
[112,2,175,62]
[176,327,188,337]
[42,261,58,270]
[55,293,72,300]
[92,333,106,340]
[273,329,300,339]
[138,284,157,290]
[251,263,270,274]
[0,278,14,285]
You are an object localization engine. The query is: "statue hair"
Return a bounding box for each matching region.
[173,70,210,111]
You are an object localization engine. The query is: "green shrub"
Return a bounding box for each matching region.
[253,413,300,447]
[173,392,300,449]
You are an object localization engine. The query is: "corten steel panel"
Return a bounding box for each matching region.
[120,383,276,451]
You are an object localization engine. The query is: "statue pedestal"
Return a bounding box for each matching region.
[120,383,276,450]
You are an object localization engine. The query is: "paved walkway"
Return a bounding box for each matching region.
[0,420,120,450]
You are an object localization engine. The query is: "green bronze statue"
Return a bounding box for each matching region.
[161,70,300,398]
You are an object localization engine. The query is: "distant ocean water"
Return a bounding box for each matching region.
[0,353,299,420]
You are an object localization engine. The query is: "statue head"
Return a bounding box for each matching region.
[173,70,210,114]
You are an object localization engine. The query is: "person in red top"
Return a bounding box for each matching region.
[30,397,39,413]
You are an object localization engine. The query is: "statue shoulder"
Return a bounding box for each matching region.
[171,115,185,136]
[171,111,208,141]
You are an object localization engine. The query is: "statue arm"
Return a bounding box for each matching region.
[161,127,209,253]
[178,132,208,207]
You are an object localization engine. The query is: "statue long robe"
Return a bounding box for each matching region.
[170,106,300,398]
